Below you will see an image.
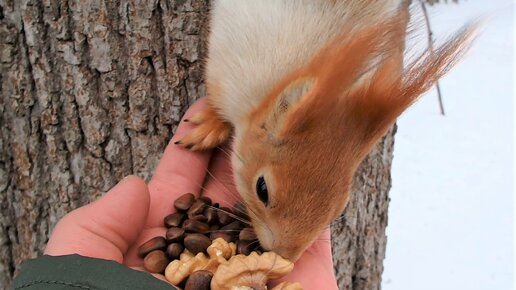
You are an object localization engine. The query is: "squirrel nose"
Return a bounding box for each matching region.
[254,224,275,251]
[254,225,303,261]
[271,245,302,261]
[258,230,274,251]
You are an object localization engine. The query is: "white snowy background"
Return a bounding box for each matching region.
[382,1,514,290]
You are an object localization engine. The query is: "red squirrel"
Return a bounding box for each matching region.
[176,1,474,261]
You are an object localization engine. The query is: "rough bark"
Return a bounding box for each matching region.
[0,0,209,288]
[331,128,396,290]
[0,1,399,289]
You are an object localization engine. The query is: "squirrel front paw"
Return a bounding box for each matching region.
[175,107,232,151]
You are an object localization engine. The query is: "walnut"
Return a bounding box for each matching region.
[204,238,237,272]
[164,238,237,286]
[211,252,296,290]
[165,252,210,285]
[207,238,236,260]
[180,249,195,261]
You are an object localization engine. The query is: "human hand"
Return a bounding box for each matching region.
[45,98,338,289]
[45,99,213,282]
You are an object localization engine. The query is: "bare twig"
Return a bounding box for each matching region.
[419,0,446,116]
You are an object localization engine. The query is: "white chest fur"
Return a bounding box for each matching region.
[206,0,403,125]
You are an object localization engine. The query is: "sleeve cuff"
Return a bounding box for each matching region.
[12,254,177,290]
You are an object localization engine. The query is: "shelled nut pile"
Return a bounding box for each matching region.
[138,193,302,290]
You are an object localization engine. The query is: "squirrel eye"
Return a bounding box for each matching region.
[256,176,269,206]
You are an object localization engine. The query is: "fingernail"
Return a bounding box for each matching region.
[121,175,135,183]
[104,175,138,196]
[120,175,144,185]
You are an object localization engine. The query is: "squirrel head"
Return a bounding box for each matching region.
[231,16,475,261]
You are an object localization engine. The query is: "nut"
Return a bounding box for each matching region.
[239,228,257,241]
[174,193,195,211]
[210,232,234,243]
[148,193,304,288]
[185,270,213,290]
[191,214,209,223]
[236,240,254,256]
[187,200,206,216]
[204,207,217,224]
[164,213,185,228]
[166,227,185,243]
[207,238,236,260]
[166,243,184,260]
[143,250,169,273]
[220,221,244,232]
[138,236,167,257]
[211,252,294,290]
[183,219,210,234]
[217,207,234,225]
[198,196,213,205]
[184,233,212,254]
[165,252,209,285]
[202,238,237,274]
[180,249,195,261]
[165,238,237,286]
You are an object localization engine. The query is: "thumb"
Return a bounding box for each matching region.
[45,176,150,263]
[270,229,338,290]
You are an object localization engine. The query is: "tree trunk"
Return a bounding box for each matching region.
[0,0,209,287]
[0,1,403,289]
[331,128,396,290]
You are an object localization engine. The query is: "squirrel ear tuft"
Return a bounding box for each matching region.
[341,23,477,144]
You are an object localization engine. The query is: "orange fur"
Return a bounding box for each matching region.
[180,106,232,151]
[234,16,475,260]
[181,2,475,261]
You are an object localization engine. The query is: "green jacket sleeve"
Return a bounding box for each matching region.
[12,254,177,290]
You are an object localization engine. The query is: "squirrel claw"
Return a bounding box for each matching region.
[178,109,232,151]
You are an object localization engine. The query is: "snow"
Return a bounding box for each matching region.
[382,1,514,290]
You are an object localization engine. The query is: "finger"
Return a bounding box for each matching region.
[45,176,150,263]
[201,147,240,209]
[147,98,212,226]
[270,229,338,289]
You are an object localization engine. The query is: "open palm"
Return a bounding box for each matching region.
[45,99,338,289]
